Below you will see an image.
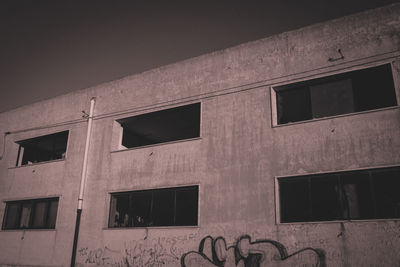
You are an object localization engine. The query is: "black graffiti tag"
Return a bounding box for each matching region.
[181,235,325,267]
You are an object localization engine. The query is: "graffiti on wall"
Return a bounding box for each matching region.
[77,233,325,267]
[181,235,326,267]
[77,234,196,267]
[78,241,178,266]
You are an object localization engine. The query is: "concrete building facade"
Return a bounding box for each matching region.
[1,3,400,267]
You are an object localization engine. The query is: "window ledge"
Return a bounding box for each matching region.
[272,105,400,128]
[111,137,201,154]
[0,228,56,232]
[8,158,66,169]
[103,225,199,230]
[277,218,400,225]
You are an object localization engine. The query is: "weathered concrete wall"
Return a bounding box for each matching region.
[0,123,89,266]
[0,3,400,267]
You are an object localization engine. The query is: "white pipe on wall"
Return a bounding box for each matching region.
[77,97,96,210]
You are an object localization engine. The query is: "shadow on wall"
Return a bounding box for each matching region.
[181,235,326,267]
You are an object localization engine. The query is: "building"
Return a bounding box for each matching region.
[1,3,400,267]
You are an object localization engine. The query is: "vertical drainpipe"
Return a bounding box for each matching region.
[71,97,96,267]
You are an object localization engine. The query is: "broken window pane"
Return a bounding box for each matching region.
[109,194,130,227]
[372,168,400,219]
[152,190,175,226]
[279,177,310,222]
[109,186,199,228]
[32,201,47,228]
[47,199,59,228]
[352,64,397,111]
[275,64,397,125]
[175,187,198,226]
[19,203,32,228]
[310,175,341,221]
[16,131,69,166]
[309,79,354,118]
[340,172,373,219]
[109,195,118,227]
[3,203,19,229]
[117,103,200,149]
[131,192,152,227]
[277,86,312,124]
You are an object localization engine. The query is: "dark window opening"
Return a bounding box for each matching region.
[2,198,59,230]
[275,64,397,124]
[279,166,400,223]
[16,131,69,166]
[117,103,200,148]
[109,186,198,228]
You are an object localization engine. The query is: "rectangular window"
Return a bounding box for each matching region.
[16,131,69,166]
[109,186,198,228]
[117,103,200,149]
[274,64,397,124]
[2,198,59,230]
[278,167,400,223]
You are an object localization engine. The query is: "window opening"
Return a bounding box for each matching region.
[109,186,198,228]
[275,64,397,124]
[117,103,200,149]
[16,131,69,166]
[2,198,59,230]
[279,166,400,223]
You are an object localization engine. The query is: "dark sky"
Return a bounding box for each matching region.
[1,0,398,112]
